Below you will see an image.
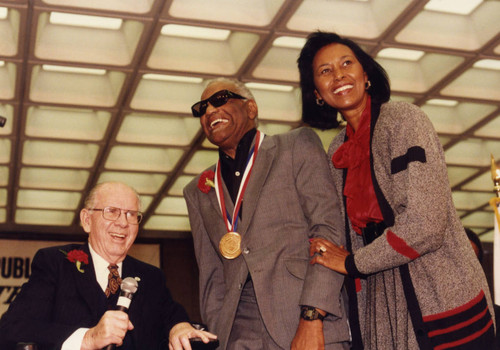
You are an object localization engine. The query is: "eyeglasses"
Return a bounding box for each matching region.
[191,89,246,117]
[90,206,143,225]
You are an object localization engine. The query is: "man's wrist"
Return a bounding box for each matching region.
[300,306,326,321]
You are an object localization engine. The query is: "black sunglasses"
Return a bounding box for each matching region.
[191,89,246,117]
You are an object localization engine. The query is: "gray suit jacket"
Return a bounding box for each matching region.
[184,127,350,349]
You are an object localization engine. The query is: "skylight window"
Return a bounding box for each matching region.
[49,12,122,30]
[424,0,483,15]
[161,24,230,41]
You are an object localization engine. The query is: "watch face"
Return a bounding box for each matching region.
[301,307,318,320]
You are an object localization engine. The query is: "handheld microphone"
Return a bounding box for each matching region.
[103,277,139,350]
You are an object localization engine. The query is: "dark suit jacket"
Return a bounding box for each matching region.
[184,128,351,349]
[0,243,189,350]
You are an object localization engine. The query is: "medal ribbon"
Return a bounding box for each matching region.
[214,131,264,232]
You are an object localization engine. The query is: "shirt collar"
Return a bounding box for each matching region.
[89,242,122,292]
[218,128,257,162]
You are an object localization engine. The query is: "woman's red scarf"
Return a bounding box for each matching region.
[332,96,383,234]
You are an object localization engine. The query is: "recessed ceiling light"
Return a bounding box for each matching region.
[245,82,294,92]
[424,0,483,15]
[426,99,459,107]
[161,24,231,41]
[377,48,425,61]
[0,7,7,20]
[49,12,122,30]
[143,74,203,83]
[473,59,500,71]
[42,65,106,75]
[273,36,306,49]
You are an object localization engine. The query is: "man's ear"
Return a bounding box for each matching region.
[245,99,258,120]
[80,209,91,234]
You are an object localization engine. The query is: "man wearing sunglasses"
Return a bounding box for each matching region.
[184,78,350,350]
[0,181,216,350]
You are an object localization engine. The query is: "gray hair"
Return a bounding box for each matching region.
[84,181,142,211]
[204,78,258,125]
[205,78,255,100]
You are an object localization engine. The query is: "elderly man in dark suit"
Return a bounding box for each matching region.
[183,78,350,349]
[0,181,216,350]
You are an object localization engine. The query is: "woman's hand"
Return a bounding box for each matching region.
[309,238,349,275]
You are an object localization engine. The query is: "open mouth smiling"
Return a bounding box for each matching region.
[333,84,354,94]
[210,118,228,129]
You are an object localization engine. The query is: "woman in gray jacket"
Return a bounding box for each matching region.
[298,31,494,350]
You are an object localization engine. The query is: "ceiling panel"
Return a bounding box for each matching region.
[0,0,498,242]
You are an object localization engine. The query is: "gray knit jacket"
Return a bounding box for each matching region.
[328,101,494,349]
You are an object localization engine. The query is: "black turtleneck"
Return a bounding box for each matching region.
[219,128,257,206]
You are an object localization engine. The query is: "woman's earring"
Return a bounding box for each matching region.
[365,80,372,90]
[315,98,324,106]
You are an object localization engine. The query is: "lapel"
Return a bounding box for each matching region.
[203,165,225,220]
[121,256,142,319]
[206,165,234,225]
[237,134,276,235]
[205,133,276,237]
[121,256,138,294]
[73,243,103,321]
[121,256,144,348]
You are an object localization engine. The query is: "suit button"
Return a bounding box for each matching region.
[238,283,243,290]
[243,248,250,254]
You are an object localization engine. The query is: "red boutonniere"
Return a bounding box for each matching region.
[60,249,89,273]
[198,170,215,193]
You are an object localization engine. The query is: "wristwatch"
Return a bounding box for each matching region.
[300,306,325,321]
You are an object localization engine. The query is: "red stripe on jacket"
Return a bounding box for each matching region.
[434,319,493,350]
[386,230,420,259]
[423,290,484,322]
[428,306,488,337]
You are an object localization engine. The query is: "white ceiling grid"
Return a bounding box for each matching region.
[0,0,498,241]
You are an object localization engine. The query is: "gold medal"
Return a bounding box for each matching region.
[219,231,242,259]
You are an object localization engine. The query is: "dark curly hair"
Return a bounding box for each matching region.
[297,31,391,129]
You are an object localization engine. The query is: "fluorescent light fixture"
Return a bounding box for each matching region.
[426,99,459,107]
[273,36,306,49]
[0,7,7,20]
[473,59,500,71]
[49,12,122,30]
[424,0,483,15]
[245,82,294,92]
[377,48,425,61]
[161,24,230,41]
[42,64,106,75]
[142,74,203,83]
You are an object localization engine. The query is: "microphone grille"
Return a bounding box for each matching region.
[121,277,139,294]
